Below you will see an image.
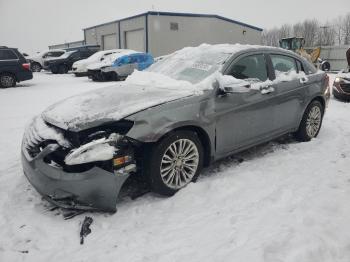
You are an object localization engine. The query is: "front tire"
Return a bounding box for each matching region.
[58,64,68,74]
[295,100,324,141]
[51,67,58,74]
[0,73,16,88]
[145,130,204,196]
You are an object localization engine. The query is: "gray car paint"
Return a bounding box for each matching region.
[102,63,138,77]
[21,46,328,211]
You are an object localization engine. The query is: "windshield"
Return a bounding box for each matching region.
[59,51,75,58]
[147,50,232,84]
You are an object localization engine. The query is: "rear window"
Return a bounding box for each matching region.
[0,49,18,60]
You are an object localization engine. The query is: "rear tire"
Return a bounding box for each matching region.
[144,130,204,196]
[294,100,324,141]
[0,73,16,88]
[31,62,42,72]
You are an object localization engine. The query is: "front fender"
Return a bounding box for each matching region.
[124,94,216,144]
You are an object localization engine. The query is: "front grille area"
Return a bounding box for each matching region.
[340,82,350,93]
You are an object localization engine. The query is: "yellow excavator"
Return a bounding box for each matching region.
[279,37,330,71]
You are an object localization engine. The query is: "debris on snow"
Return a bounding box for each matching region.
[80,216,93,245]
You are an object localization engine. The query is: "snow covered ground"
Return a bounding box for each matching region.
[1,73,350,262]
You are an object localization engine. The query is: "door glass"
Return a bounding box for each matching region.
[270,55,297,78]
[229,54,268,82]
[52,52,64,57]
[0,50,18,60]
[69,52,80,60]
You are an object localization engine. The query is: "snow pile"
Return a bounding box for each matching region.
[125,70,195,90]
[148,43,256,84]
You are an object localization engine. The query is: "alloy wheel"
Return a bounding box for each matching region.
[0,75,14,88]
[31,64,41,72]
[306,106,321,138]
[160,139,199,189]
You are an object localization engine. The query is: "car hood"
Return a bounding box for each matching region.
[42,79,199,131]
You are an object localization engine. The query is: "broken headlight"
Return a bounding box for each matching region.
[64,133,121,165]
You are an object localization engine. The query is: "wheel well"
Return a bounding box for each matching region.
[310,96,325,113]
[170,125,212,167]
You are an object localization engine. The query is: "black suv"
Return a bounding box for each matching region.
[0,46,33,88]
[44,49,98,74]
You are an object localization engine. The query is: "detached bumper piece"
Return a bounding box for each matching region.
[22,141,135,212]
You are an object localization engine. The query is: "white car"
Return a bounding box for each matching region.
[72,49,123,76]
[27,49,66,72]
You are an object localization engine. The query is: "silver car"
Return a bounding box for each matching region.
[21,44,330,212]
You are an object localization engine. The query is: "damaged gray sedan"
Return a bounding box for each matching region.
[21,44,330,212]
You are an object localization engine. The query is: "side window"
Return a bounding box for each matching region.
[0,49,18,60]
[270,55,297,77]
[69,52,80,59]
[52,52,64,57]
[83,51,94,58]
[229,54,268,82]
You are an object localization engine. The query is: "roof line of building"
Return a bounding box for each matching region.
[83,11,263,32]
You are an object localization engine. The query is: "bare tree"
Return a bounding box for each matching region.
[262,28,280,47]
[293,23,304,38]
[279,24,292,38]
[333,17,344,45]
[303,19,319,47]
[262,12,350,47]
[317,24,336,46]
[342,13,350,45]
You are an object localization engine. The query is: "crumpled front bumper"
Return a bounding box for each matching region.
[21,144,130,212]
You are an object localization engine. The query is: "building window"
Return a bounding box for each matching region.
[170,22,179,31]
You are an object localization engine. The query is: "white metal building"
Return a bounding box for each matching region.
[49,40,85,50]
[83,11,263,57]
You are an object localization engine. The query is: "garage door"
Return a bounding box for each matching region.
[103,34,117,50]
[125,29,145,52]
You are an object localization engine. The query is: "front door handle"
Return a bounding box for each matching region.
[260,86,275,94]
[300,76,309,84]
